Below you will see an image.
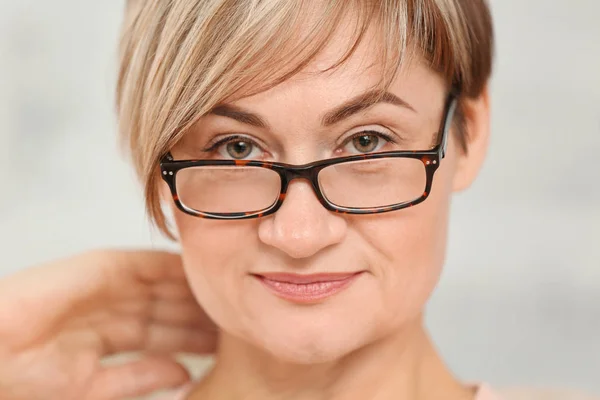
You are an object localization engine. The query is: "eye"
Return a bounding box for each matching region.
[341,130,395,154]
[352,134,380,153]
[204,135,264,160]
[224,140,253,159]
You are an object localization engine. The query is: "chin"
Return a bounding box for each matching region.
[264,338,357,365]
[251,320,372,365]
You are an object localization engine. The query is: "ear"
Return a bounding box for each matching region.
[452,85,491,192]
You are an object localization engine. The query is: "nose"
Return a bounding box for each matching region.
[257,179,347,258]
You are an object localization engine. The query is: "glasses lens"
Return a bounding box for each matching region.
[318,158,427,209]
[176,166,281,214]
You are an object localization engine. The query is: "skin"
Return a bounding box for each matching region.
[0,11,489,400]
[0,250,217,400]
[169,14,490,400]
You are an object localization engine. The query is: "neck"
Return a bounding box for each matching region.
[190,318,474,400]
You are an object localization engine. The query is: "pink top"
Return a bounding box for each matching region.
[476,384,503,400]
[161,383,502,400]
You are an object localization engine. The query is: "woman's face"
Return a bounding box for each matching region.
[168,24,488,364]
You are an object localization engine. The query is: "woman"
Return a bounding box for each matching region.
[117,0,495,398]
[1,0,518,398]
[2,1,598,399]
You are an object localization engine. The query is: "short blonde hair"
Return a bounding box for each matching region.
[116,0,494,237]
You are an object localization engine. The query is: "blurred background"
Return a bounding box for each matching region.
[0,0,599,396]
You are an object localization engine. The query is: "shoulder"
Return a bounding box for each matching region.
[494,387,600,400]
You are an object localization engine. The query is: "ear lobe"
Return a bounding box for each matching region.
[452,85,491,192]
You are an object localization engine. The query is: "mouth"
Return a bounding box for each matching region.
[251,272,364,304]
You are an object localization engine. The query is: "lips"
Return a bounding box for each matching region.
[255,272,360,284]
[252,272,363,303]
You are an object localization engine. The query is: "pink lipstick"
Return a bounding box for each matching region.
[254,272,362,303]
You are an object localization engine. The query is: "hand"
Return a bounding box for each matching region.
[0,250,217,400]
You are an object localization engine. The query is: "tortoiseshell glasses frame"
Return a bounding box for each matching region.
[160,90,459,220]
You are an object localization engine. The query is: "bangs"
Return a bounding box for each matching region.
[133,0,465,147]
[117,0,493,236]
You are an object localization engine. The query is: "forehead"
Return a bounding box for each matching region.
[230,17,447,120]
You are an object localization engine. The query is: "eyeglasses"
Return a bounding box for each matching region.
[160,91,459,220]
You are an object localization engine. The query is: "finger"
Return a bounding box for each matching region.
[112,249,186,283]
[144,324,218,354]
[152,281,197,301]
[151,300,214,329]
[99,250,187,301]
[86,355,191,400]
[0,250,188,351]
[101,296,217,353]
[112,298,213,329]
[99,319,218,355]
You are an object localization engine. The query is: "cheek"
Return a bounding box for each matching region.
[352,172,452,322]
[174,214,259,331]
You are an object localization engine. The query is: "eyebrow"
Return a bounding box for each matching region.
[322,90,416,126]
[211,104,268,128]
[209,89,415,128]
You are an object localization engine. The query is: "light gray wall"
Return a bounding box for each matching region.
[0,0,599,394]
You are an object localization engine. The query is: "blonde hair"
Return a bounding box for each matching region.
[116,0,494,237]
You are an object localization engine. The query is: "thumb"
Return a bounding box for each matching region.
[86,355,191,400]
